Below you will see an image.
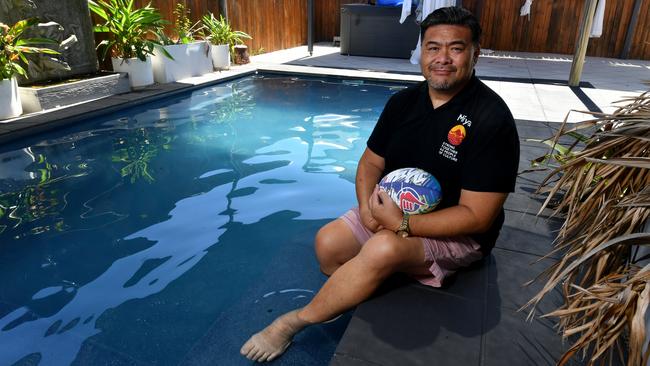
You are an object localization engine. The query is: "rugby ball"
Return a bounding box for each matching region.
[378,167,442,215]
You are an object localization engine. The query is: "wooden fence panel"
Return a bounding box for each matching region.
[98,1,649,61]
[133,0,221,35]
[465,0,648,59]
[228,0,308,54]
[630,0,650,59]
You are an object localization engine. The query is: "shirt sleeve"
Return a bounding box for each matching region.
[366,93,399,158]
[461,111,520,193]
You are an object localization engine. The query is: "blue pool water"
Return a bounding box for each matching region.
[0,73,408,365]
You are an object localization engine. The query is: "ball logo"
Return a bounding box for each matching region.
[447,125,466,146]
[378,167,442,215]
[398,187,426,212]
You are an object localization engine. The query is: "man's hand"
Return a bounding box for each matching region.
[359,204,383,232]
[356,148,385,233]
[368,185,403,232]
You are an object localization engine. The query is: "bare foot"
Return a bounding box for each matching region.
[240,309,311,362]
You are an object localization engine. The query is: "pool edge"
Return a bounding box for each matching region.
[0,66,423,146]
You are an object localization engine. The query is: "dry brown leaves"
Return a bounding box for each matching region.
[522,89,650,365]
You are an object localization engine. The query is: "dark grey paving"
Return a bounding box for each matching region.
[424,256,489,302]
[481,307,578,366]
[504,190,547,215]
[333,282,484,366]
[497,210,562,259]
[330,354,381,366]
[488,248,564,316]
[515,120,555,140]
[519,144,552,169]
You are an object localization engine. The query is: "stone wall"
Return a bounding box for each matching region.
[0,0,98,84]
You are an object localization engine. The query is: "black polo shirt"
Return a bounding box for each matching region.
[367,75,520,255]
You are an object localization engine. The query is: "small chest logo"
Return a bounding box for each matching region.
[447,125,466,146]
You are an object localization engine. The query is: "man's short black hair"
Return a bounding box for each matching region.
[420,7,482,45]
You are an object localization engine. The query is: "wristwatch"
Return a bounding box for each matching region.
[396,213,410,238]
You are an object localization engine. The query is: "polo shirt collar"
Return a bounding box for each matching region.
[420,72,480,112]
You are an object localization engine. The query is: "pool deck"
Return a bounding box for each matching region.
[3,44,648,365]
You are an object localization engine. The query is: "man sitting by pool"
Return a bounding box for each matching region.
[241,6,520,362]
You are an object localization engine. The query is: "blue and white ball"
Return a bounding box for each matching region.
[378,167,442,215]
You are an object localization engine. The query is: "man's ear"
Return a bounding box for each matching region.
[473,44,480,64]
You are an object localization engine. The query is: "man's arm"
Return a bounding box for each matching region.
[369,187,507,237]
[356,148,385,232]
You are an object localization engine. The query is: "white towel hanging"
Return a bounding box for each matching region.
[410,0,457,64]
[590,0,606,38]
[400,0,413,23]
[520,0,533,17]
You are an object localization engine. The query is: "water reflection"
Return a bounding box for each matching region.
[0,75,404,364]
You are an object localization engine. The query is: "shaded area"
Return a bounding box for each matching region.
[330,120,620,366]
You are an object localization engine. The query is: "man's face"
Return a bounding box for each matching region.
[420,24,479,93]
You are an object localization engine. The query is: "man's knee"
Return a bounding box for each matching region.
[361,230,415,271]
[314,225,337,261]
[315,229,334,274]
[314,221,359,275]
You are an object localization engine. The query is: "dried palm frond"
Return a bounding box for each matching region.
[522,88,650,366]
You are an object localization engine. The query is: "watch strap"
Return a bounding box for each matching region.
[396,213,410,237]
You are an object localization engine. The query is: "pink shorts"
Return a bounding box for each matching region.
[340,207,483,288]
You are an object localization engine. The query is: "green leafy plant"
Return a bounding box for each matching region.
[201,13,251,55]
[88,0,170,61]
[0,18,61,80]
[173,3,202,44]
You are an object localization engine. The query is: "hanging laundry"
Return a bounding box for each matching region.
[590,0,606,38]
[520,0,533,17]
[400,0,413,23]
[409,0,456,64]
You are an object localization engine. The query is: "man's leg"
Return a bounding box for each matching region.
[314,218,363,275]
[241,229,428,362]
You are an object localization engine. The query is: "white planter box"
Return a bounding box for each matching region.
[0,78,23,121]
[152,44,189,83]
[210,44,230,70]
[187,41,213,76]
[111,56,154,88]
[19,72,130,113]
[152,42,213,84]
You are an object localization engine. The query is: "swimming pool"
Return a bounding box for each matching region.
[0,73,409,365]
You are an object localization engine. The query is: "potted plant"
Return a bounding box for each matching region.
[0,18,62,120]
[151,3,212,83]
[201,13,251,70]
[88,0,170,88]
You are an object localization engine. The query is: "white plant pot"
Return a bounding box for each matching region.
[210,44,230,70]
[152,42,214,83]
[187,41,213,76]
[152,44,190,83]
[111,56,154,88]
[0,78,23,120]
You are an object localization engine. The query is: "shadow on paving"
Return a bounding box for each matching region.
[330,120,605,366]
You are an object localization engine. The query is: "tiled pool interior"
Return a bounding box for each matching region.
[0,74,411,365]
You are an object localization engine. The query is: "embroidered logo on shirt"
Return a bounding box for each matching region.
[457,114,472,127]
[447,125,466,146]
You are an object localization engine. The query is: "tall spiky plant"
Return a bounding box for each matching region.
[523,87,650,366]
